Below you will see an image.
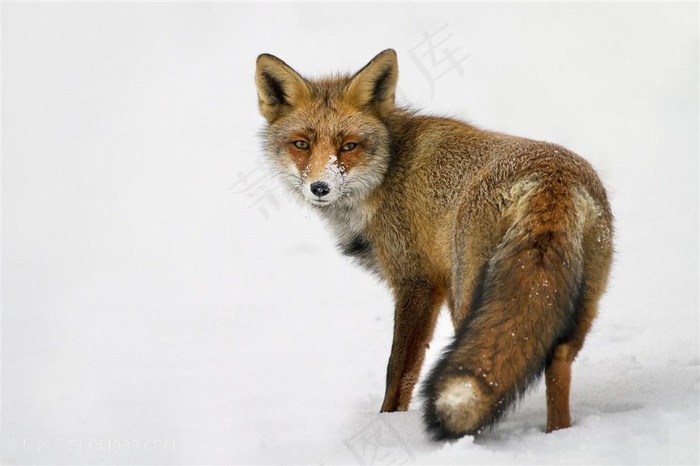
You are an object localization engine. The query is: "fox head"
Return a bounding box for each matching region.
[255,49,398,207]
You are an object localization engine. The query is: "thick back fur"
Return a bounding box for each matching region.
[255,50,614,440]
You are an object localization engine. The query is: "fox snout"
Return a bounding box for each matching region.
[305,179,334,205]
[301,155,347,205]
[310,181,331,197]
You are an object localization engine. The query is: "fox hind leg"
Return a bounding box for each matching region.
[545,343,575,432]
[547,220,612,432]
[545,302,596,432]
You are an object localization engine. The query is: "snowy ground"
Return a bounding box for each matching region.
[2,2,698,465]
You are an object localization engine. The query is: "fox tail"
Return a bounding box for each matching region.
[422,183,587,439]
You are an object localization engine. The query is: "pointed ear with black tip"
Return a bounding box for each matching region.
[345,49,398,117]
[255,54,311,122]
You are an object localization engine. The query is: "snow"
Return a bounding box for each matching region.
[325,155,347,186]
[2,2,698,465]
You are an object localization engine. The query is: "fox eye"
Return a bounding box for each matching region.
[293,140,309,150]
[340,142,357,152]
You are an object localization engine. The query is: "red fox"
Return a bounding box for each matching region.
[254,49,613,439]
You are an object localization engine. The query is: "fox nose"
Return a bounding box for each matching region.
[310,181,331,197]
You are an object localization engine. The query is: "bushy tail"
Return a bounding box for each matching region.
[422,184,586,440]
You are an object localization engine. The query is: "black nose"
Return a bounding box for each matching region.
[310,181,331,197]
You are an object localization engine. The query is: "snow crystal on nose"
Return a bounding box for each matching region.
[326,154,346,187]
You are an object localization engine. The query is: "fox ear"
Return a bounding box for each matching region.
[345,49,398,117]
[255,54,311,122]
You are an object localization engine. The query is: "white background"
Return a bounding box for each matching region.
[3,2,698,464]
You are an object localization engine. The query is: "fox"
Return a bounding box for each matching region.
[254,49,613,440]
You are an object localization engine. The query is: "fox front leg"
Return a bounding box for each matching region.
[380,280,444,412]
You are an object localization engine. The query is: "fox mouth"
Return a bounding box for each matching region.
[309,198,331,206]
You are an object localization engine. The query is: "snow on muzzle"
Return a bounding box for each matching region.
[302,155,347,205]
